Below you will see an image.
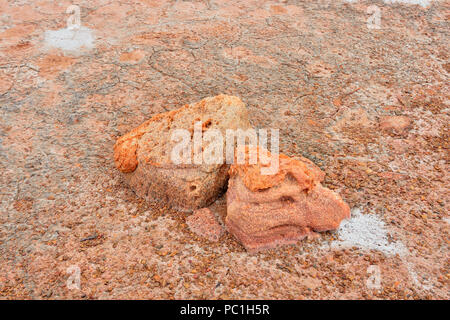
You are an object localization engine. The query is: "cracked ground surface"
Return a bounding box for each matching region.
[0,0,449,299]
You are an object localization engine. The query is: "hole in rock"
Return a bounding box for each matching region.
[203,119,212,129]
[279,196,295,203]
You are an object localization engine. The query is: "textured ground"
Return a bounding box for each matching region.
[0,0,449,299]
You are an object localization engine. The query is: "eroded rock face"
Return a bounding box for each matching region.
[114,94,251,212]
[226,147,350,253]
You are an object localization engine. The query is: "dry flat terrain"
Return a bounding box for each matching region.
[0,0,448,299]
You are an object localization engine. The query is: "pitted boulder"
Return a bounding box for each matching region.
[114,95,251,212]
[225,147,350,253]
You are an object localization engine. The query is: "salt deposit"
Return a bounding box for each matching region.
[44,27,95,54]
[331,208,406,256]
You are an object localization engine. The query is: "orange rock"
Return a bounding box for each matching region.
[226,147,350,253]
[229,146,324,192]
[113,94,251,211]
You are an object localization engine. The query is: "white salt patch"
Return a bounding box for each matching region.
[44,27,94,54]
[331,208,406,256]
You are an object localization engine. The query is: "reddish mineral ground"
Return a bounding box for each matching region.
[0,0,448,299]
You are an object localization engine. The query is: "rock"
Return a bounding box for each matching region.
[186,208,224,242]
[113,94,251,212]
[225,147,350,253]
[379,116,411,134]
